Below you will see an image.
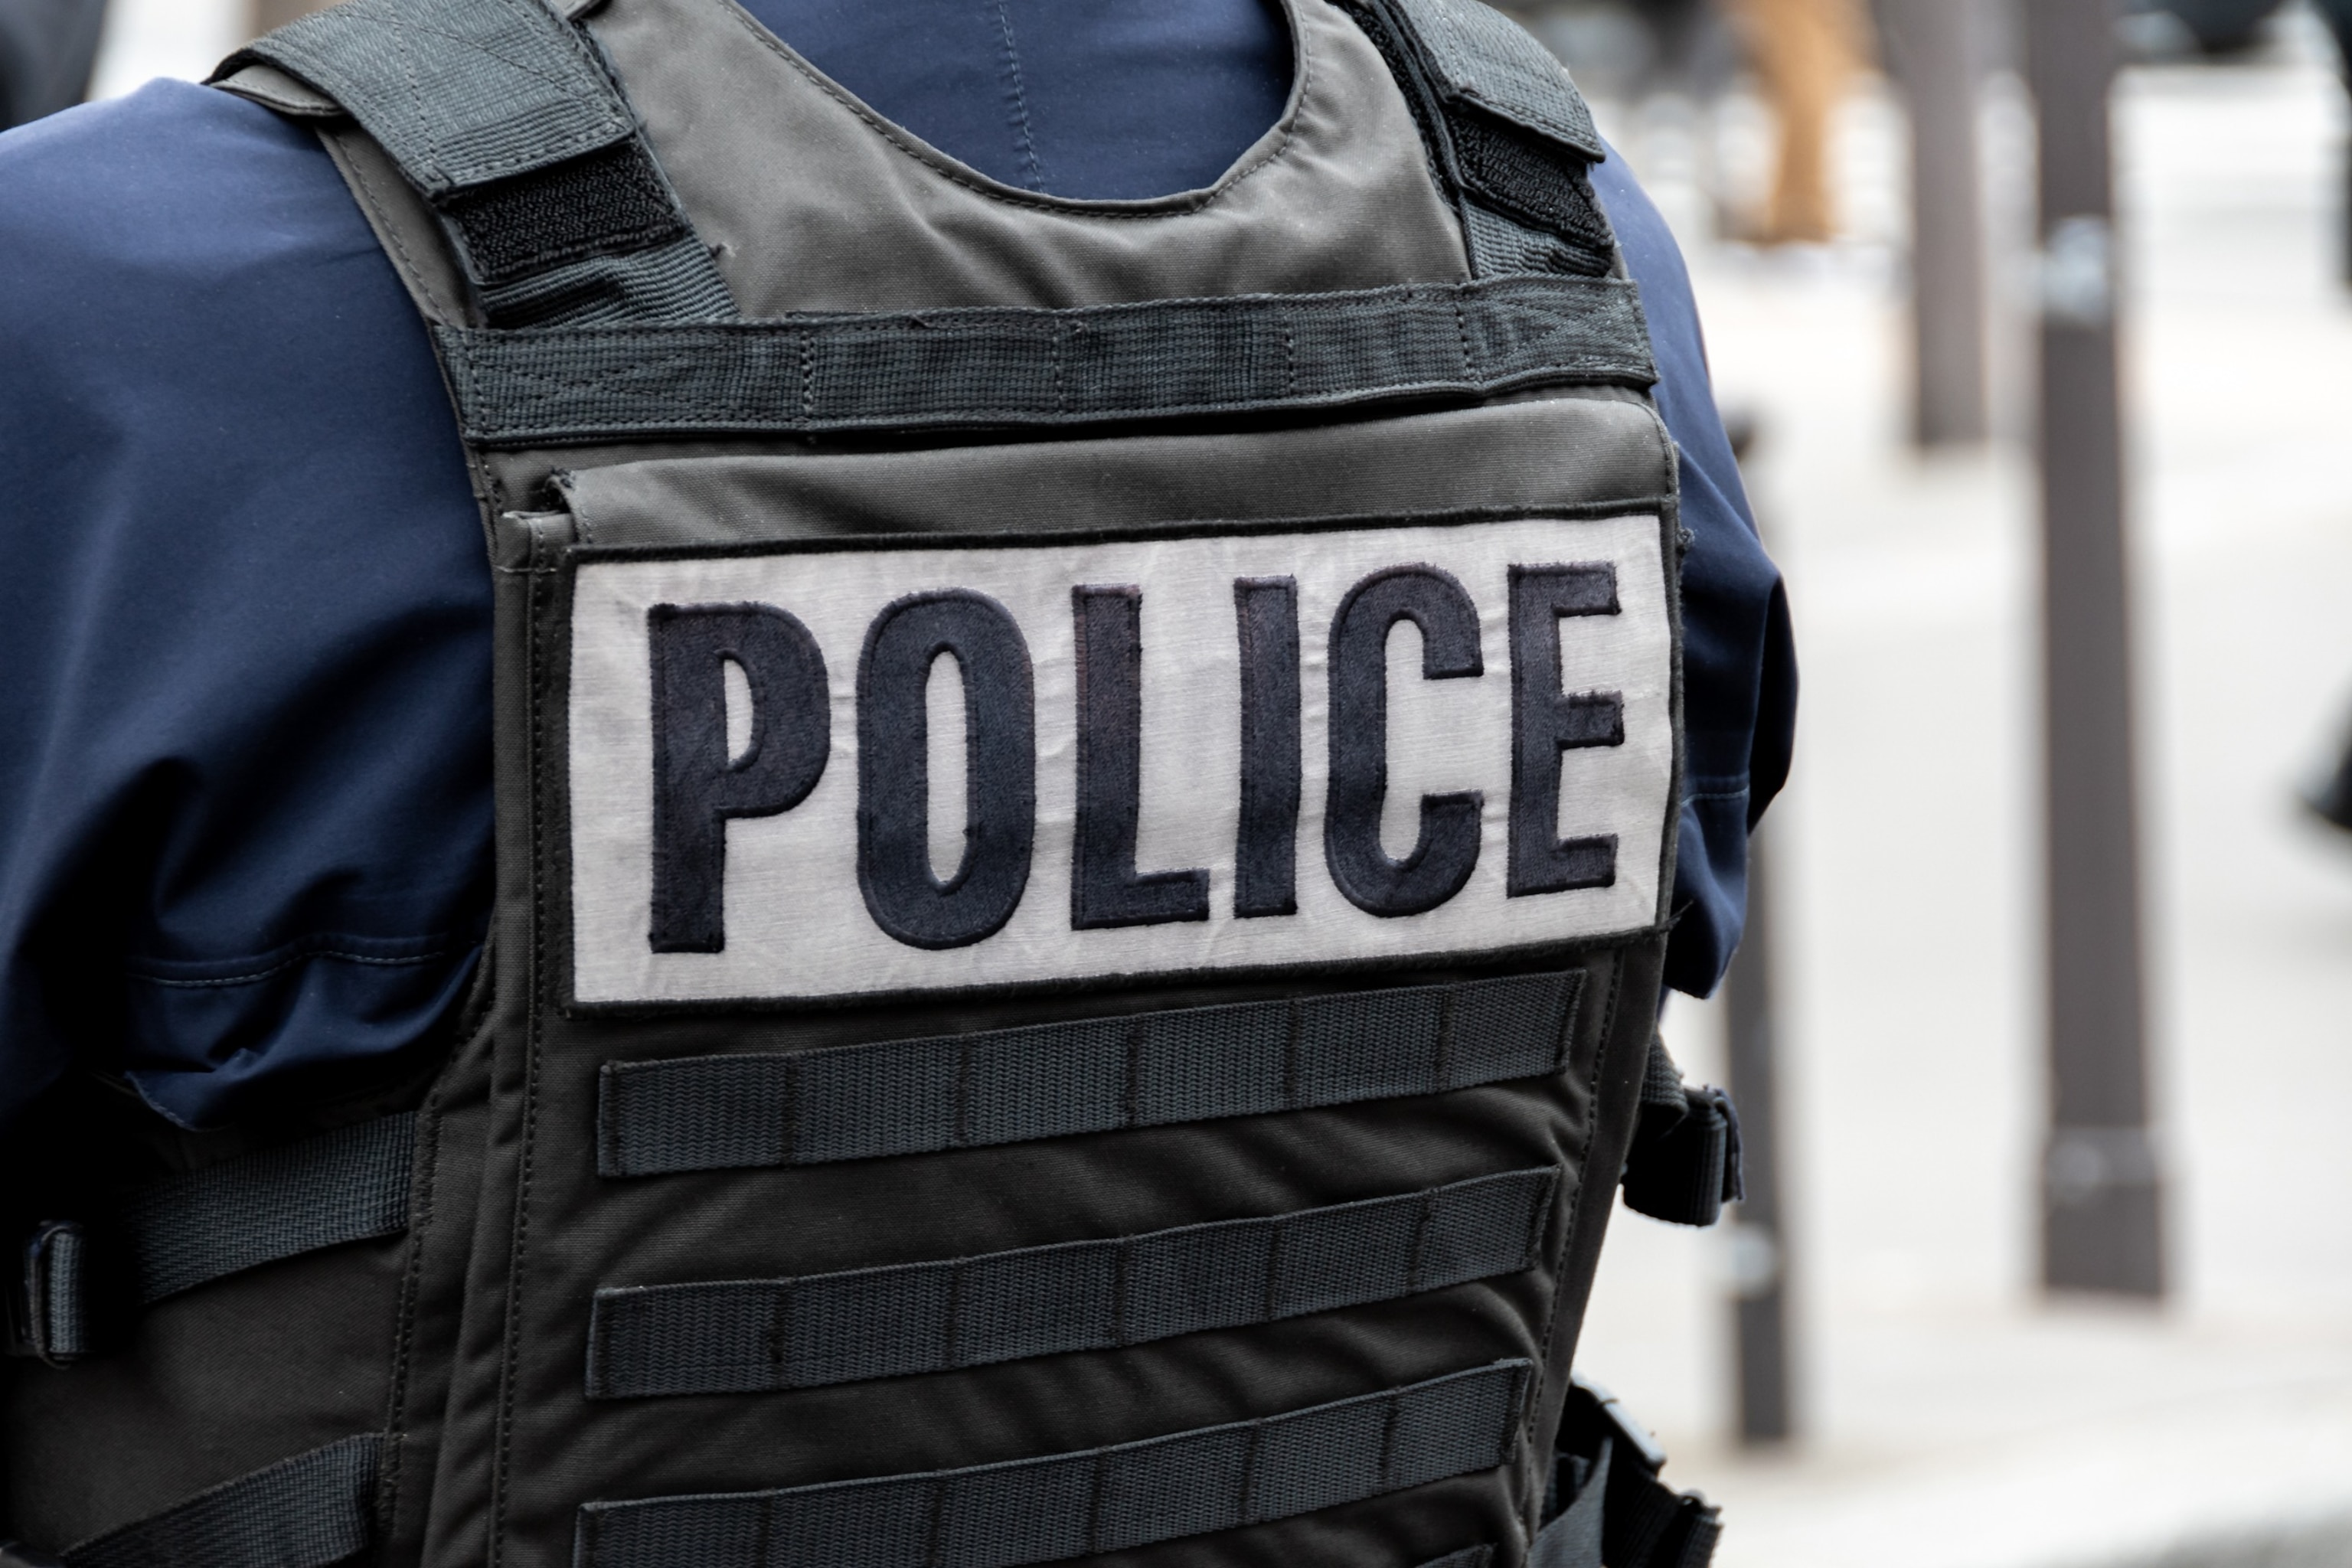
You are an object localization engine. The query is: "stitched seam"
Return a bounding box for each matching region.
[334,128,463,323]
[714,0,1304,219]
[1526,950,1625,1459]
[488,529,552,1566]
[990,0,1045,191]
[378,1078,446,1550]
[128,949,459,988]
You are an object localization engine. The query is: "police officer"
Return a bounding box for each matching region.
[0,2,1792,1563]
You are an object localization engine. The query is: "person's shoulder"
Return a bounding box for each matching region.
[0,80,361,334]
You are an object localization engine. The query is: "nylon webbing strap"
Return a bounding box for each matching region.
[1386,0,1603,158]
[60,1435,381,1568]
[124,1113,416,1306]
[588,1168,1557,1399]
[216,0,735,326]
[221,0,629,195]
[1418,1551,1495,1568]
[433,276,1656,446]
[576,1360,1530,1568]
[599,972,1582,1179]
[1338,0,1616,280]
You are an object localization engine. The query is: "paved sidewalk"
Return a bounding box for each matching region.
[1576,30,2352,1568]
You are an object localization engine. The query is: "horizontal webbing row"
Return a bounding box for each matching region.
[576,1359,1530,1568]
[123,1113,416,1307]
[588,1168,1557,1399]
[433,276,1657,446]
[599,971,1582,1178]
[63,1435,381,1568]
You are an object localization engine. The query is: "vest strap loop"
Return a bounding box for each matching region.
[123,1112,419,1308]
[576,1361,1530,1568]
[588,1168,1558,1399]
[600,972,1583,1179]
[4,1220,91,1367]
[57,1435,382,1568]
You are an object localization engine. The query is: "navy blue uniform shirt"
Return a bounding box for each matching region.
[0,0,1794,1134]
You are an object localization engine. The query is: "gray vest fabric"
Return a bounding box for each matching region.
[2,2,1684,1564]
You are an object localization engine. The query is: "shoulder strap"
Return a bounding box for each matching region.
[211,0,736,328]
[1337,0,1622,282]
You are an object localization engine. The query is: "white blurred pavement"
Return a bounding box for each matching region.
[1578,28,2352,1568]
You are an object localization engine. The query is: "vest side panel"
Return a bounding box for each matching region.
[1,1235,408,1549]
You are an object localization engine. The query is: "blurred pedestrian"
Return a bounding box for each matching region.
[0,0,103,129]
[1722,0,1870,243]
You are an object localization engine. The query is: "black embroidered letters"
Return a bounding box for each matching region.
[1072,586,1211,929]
[1508,564,1624,896]
[647,603,831,953]
[1324,567,1487,918]
[1233,577,1303,918]
[857,591,1039,950]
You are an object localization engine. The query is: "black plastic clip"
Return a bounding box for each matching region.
[1544,1375,1723,1568]
[6,1220,93,1367]
[1622,1036,1744,1228]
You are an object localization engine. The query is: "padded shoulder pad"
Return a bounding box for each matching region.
[211,0,635,196]
[1387,0,1603,160]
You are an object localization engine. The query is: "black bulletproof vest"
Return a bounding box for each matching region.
[1,1,1730,1563]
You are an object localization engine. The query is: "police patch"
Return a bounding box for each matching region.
[564,514,1674,1005]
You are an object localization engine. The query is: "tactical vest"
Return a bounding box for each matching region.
[2,1,1737,1563]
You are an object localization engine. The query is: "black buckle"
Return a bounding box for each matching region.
[1570,1372,1669,1474]
[6,1220,93,1367]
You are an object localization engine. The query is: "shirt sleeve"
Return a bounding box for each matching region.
[0,83,493,1134]
[1590,149,1799,997]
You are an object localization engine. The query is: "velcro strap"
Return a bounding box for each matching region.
[1338,0,1615,279]
[217,0,632,195]
[1383,0,1603,158]
[589,1168,1557,1399]
[600,972,1583,1178]
[214,0,736,326]
[576,1361,1530,1568]
[1620,1037,1743,1229]
[432,275,1658,446]
[125,1113,417,1306]
[58,1435,381,1568]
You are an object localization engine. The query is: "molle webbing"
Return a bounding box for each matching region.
[60,1436,382,1568]
[124,1112,415,1306]
[217,0,734,326]
[586,1168,1557,1400]
[433,276,1655,446]
[576,1360,1531,1568]
[599,972,1583,1178]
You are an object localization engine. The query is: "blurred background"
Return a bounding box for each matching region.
[10,0,2352,1563]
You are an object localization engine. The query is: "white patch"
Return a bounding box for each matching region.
[567,517,1674,1004]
